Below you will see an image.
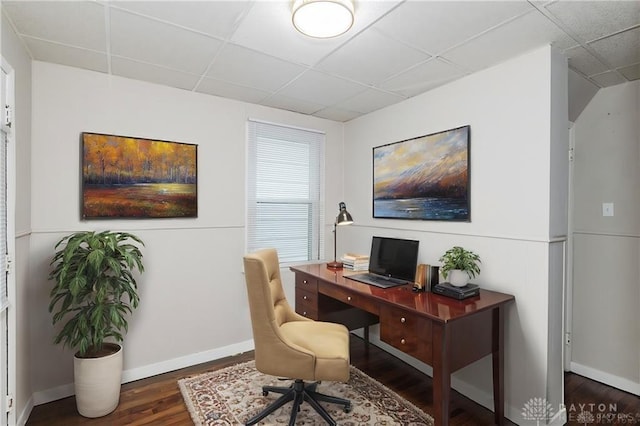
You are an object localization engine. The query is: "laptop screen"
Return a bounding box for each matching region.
[368,236,420,282]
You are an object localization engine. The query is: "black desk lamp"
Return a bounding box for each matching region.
[327,202,353,269]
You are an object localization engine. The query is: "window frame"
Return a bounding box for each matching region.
[246,119,325,266]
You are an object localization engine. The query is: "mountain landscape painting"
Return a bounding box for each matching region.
[82,132,197,218]
[373,126,470,221]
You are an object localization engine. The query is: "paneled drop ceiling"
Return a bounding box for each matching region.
[2,1,639,122]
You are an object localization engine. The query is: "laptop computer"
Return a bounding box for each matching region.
[346,236,419,288]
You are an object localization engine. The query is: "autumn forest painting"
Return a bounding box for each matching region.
[82,133,197,218]
[373,126,470,221]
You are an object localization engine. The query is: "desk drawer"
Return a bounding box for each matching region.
[320,283,362,309]
[380,305,432,364]
[296,287,318,319]
[295,273,318,291]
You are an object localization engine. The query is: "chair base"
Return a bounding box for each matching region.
[245,379,351,426]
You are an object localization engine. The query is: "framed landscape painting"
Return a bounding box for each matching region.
[81,132,198,219]
[373,125,470,221]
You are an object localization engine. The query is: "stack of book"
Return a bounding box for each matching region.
[341,253,369,271]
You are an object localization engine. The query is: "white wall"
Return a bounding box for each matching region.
[28,61,344,403]
[343,46,568,424]
[571,80,640,395]
[2,11,33,425]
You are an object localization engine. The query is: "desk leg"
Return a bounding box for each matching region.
[364,325,369,344]
[432,322,451,426]
[492,306,505,426]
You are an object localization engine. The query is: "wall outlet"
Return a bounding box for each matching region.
[602,202,614,217]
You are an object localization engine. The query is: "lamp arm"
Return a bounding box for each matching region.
[333,222,337,263]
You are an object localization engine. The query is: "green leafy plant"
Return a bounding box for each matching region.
[439,246,481,279]
[48,230,144,358]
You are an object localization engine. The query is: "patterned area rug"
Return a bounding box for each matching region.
[179,360,433,425]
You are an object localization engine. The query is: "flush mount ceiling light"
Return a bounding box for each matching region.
[292,0,355,38]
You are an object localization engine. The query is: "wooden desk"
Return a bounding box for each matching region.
[291,263,515,426]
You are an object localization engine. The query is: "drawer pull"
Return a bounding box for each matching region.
[400,317,406,323]
[347,296,352,301]
[303,280,308,284]
[401,338,406,345]
[303,311,307,316]
[303,296,308,300]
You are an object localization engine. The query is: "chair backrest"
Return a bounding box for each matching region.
[243,249,314,378]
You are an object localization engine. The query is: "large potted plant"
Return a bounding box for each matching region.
[48,230,144,418]
[439,246,481,287]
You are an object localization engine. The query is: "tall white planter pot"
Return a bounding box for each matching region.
[74,343,123,418]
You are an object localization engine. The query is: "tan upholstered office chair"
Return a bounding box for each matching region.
[243,249,351,426]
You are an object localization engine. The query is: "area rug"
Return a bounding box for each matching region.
[178,360,433,425]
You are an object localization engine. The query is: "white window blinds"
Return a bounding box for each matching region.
[247,120,325,264]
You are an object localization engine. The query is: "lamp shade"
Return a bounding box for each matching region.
[336,202,353,225]
[292,0,355,39]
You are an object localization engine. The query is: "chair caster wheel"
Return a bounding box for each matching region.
[262,391,269,396]
[344,404,352,413]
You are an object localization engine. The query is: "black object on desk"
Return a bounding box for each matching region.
[432,282,480,300]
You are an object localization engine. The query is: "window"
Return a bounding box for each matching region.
[247,120,324,264]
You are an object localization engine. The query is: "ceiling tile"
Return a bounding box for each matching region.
[276,70,367,106]
[231,0,401,66]
[373,1,534,55]
[110,1,251,39]
[111,57,201,91]
[316,29,430,85]
[259,94,326,115]
[23,37,107,73]
[442,10,578,71]
[380,58,466,98]
[230,1,351,66]
[109,8,223,75]
[545,1,640,43]
[589,71,627,87]
[206,44,306,93]
[588,27,640,69]
[564,46,609,77]
[335,89,405,115]
[2,0,106,51]
[313,107,361,122]
[195,77,271,105]
[618,63,640,81]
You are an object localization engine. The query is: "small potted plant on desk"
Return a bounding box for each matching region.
[439,246,481,287]
[48,230,144,418]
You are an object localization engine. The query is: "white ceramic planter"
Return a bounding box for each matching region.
[74,343,123,418]
[448,269,470,287]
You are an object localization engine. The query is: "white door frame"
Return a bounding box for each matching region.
[564,122,575,370]
[1,56,17,426]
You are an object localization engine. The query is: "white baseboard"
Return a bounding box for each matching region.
[121,339,254,384]
[16,395,33,426]
[32,382,75,406]
[549,406,568,425]
[570,361,640,396]
[31,339,255,407]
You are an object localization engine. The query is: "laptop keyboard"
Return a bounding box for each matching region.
[347,273,408,288]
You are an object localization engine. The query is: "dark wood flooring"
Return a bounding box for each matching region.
[27,336,639,425]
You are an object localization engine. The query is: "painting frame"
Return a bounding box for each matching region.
[373,125,470,222]
[81,132,198,219]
